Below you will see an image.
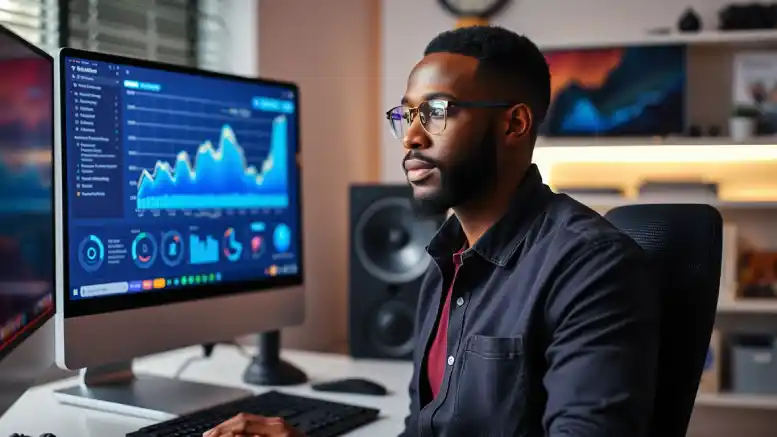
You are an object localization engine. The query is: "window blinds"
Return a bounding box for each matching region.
[0,0,228,67]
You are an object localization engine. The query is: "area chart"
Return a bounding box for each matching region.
[136,115,288,210]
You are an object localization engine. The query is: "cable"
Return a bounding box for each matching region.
[206,340,252,358]
[173,343,217,378]
[231,340,252,358]
[173,341,250,378]
[173,355,203,379]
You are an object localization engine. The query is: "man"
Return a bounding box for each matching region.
[204,25,660,437]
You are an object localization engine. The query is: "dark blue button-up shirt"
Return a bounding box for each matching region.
[400,165,661,437]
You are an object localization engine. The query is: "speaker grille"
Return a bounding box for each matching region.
[354,196,436,284]
[369,299,417,357]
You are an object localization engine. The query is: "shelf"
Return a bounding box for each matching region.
[718,300,777,314]
[697,392,777,409]
[535,136,777,148]
[568,196,777,211]
[537,29,777,50]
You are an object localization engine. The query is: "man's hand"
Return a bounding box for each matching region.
[202,413,304,437]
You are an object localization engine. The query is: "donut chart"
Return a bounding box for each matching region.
[132,232,158,268]
[78,234,105,272]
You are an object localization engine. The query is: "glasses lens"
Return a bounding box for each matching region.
[420,100,446,135]
[387,107,408,139]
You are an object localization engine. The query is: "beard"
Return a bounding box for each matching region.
[409,126,499,218]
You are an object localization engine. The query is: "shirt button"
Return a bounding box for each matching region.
[447,356,455,366]
[456,297,464,306]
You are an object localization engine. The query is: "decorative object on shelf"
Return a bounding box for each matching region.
[730,333,777,395]
[687,124,723,137]
[554,187,624,196]
[720,223,741,302]
[719,3,777,31]
[730,105,760,141]
[637,181,719,202]
[646,27,672,36]
[437,0,512,28]
[678,8,702,32]
[737,250,777,299]
[732,51,777,136]
[553,186,625,203]
[688,124,703,137]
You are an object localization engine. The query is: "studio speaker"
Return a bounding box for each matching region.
[348,184,444,360]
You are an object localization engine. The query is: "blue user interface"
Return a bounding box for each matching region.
[63,57,300,300]
[0,34,54,355]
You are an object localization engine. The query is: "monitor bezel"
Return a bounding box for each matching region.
[55,47,304,319]
[0,25,55,363]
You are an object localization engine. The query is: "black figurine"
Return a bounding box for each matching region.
[679,8,702,32]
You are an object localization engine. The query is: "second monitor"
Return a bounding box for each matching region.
[53,48,305,419]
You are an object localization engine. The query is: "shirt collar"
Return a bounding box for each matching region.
[426,164,554,267]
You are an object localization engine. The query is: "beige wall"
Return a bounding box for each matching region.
[258,0,381,351]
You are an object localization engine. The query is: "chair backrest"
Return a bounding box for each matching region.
[604,203,722,437]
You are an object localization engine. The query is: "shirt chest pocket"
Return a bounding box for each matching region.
[452,335,528,436]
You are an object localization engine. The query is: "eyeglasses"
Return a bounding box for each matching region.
[385,99,514,139]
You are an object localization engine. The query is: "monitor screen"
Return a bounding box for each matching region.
[59,52,302,317]
[0,30,54,360]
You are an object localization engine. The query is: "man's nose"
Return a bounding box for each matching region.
[403,115,431,150]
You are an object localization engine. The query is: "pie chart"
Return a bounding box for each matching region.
[273,223,291,253]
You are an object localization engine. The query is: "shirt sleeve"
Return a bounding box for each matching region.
[542,237,661,437]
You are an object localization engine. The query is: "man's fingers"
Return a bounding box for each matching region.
[202,413,275,436]
[243,420,287,434]
[203,414,290,436]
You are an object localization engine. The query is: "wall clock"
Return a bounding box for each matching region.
[438,0,512,28]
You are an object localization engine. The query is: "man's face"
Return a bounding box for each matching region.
[399,53,500,217]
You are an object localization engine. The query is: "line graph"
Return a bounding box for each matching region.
[135,116,288,210]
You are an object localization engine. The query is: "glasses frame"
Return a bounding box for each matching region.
[385,99,515,138]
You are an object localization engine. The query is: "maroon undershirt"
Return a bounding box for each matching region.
[426,246,466,400]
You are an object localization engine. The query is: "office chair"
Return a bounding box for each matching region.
[604,203,722,437]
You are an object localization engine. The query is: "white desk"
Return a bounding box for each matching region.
[0,345,413,436]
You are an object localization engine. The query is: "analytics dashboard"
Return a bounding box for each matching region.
[0,46,54,354]
[62,56,301,301]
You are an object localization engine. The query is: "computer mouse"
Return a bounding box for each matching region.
[311,378,388,396]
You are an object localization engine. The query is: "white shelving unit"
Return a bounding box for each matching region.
[568,197,777,211]
[718,299,777,315]
[535,135,777,148]
[536,29,777,50]
[696,392,777,409]
[535,26,777,436]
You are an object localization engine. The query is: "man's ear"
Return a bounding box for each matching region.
[505,103,532,138]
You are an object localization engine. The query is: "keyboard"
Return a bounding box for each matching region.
[126,390,380,437]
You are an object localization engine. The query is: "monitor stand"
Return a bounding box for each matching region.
[242,330,307,386]
[53,360,253,422]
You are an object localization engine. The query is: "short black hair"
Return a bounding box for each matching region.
[424,26,550,135]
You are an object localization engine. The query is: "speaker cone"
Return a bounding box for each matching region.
[370,300,416,357]
[354,197,437,284]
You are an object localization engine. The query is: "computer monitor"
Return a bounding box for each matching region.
[0,27,55,415]
[53,48,304,419]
